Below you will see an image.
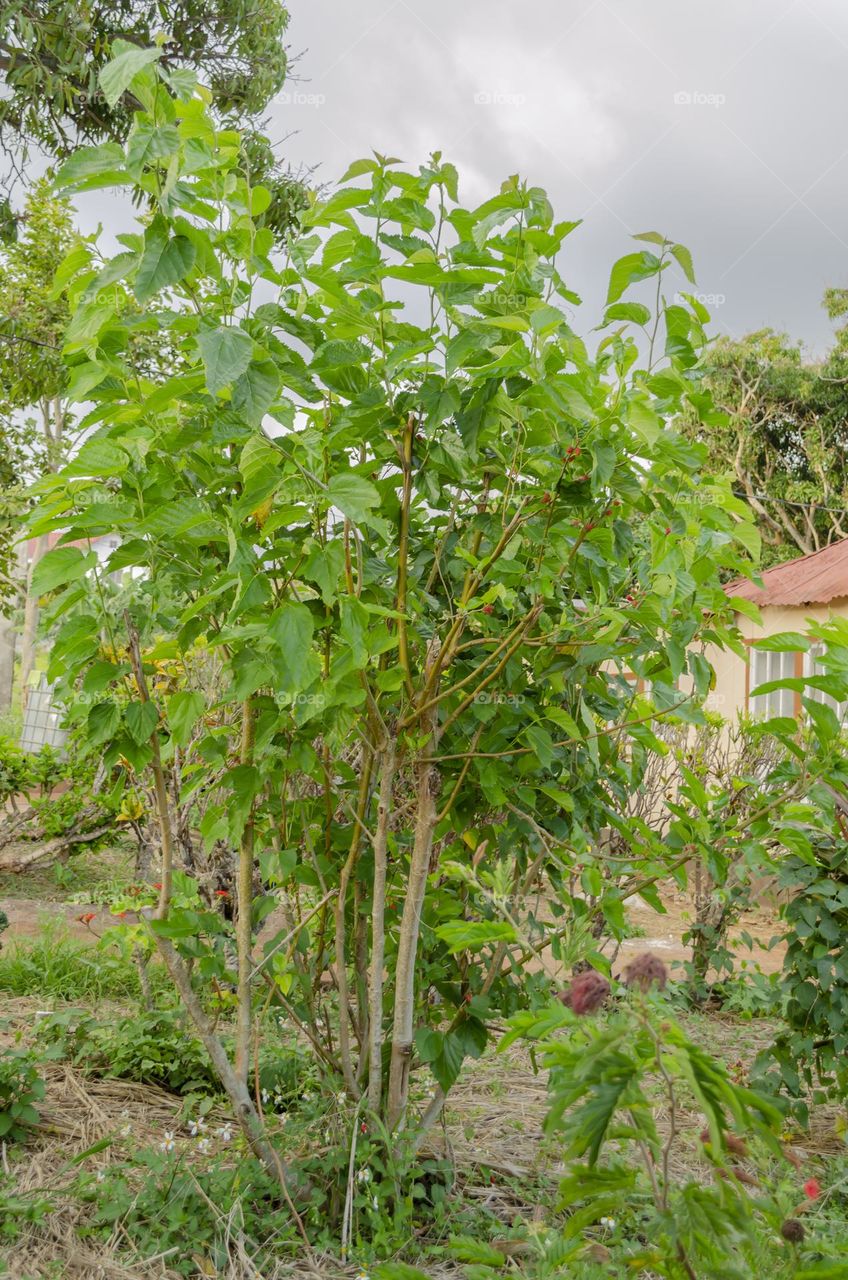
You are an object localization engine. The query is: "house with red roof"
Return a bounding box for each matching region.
[712,540,848,721]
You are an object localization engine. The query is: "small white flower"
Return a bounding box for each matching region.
[302,1089,313,1102]
[198,1137,211,1154]
[188,1118,207,1136]
[599,1216,616,1230]
[218,1124,233,1144]
[372,1194,379,1211]
[261,1088,271,1103]
[95,1169,106,1183]
[119,1123,131,1138]
[160,1131,176,1153]
[356,1166,371,1184]
[355,1273,370,1280]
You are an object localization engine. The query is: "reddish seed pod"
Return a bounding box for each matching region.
[542,491,552,504]
[482,604,494,616]
[560,969,610,1015]
[780,1219,805,1244]
[623,952,668,991]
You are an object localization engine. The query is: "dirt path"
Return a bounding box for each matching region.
[0,886,788,976]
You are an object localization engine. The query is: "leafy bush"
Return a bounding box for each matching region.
[0,738,32,807]
[37,1008,219,1095]
[757,833,848,1118]
[78,1147,299,1276]
[0,1048,45,1143]
[37,1006,310,1101]
[503,956,842,1279]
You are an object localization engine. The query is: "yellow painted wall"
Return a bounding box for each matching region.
[705,599,848,718]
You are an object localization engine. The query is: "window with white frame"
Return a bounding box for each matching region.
[803,643,847,722]
[749,647,796,718]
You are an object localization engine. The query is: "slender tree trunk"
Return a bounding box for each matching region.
[19,532,47,708]
[20,398,65,712]
[386,650,440,1130]
[367,742,397,1112]
[0,607,15,712]
[153,931,304,1199]
[235,699,256,1084]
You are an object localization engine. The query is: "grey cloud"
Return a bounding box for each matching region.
[272,0,848,352]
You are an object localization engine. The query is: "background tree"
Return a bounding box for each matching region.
[684,325,848,565]
[0,1,304,240]
[0,177,76,706]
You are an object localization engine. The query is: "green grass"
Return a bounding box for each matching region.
[0,930,166,1003]
[0,843,134,902]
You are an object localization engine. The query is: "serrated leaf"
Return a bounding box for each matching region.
[167,691,205,746]
[99,41,161,108]
[269,603,315,692]
[197,326,254,396]
[135,220,196,303]
[231,360,280,426]
[125,700,159,744]
[326,473,380,523]
[31,546,93,595]
[606,251,662,304]
[671,242,696,283]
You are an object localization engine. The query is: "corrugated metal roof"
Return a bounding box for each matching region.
[726,537,848,607]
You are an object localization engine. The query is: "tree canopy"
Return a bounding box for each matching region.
[685,321,848,565]
[0,0,290,158]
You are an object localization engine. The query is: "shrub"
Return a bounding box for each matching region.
[37,1006,310,1101]
[0,1048,45,1144]
[756,832,848,1119]
[37,1008,219,1095]
[501,957,837,1279]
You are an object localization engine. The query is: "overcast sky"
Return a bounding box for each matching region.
[245,0,848,355]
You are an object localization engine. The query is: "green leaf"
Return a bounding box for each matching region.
[671,243,696,284]
[435,921,516,952]
[447,1237,506,1266]
[88,701,121,746]
[231,360,280,426]
[269,604,315,692]
[603,301,651,326]
[606,251,662,304]
[31,547,93,595]
[167,691,205,746]
[54,143,127,189]
[197,326,254,396]
[125,700,159,745]
[326,473,380,523]
[135,219,196,303]
[373,1265,432,1280]
[99,41,161,108]
[752,632,809,652]
[339,157,379,181]
[310,339,368,396]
